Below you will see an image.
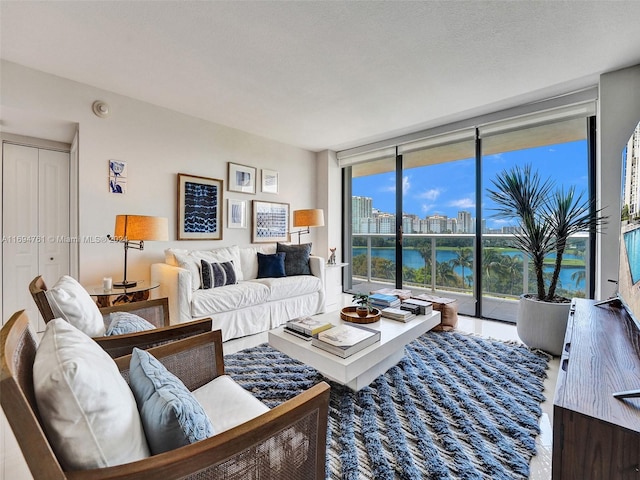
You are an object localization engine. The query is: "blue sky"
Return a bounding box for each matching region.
[352,140,589,230]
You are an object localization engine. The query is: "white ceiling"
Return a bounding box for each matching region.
[2,1,640,152]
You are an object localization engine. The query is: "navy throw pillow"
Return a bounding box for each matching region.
[276,242,312,276]
[257,252,286,278]
[200,260,237,289]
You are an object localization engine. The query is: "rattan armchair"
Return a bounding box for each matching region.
[29,275,212,357]
[1,310,330,480]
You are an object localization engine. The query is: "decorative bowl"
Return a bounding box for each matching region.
[340,306,381,324]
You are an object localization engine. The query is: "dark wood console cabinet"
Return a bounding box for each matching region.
[553,298,640,479]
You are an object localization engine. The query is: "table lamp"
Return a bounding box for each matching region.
[292,209,324,244]
[108,215,168,288]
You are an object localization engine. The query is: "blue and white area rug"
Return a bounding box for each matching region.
[224,331,550,480]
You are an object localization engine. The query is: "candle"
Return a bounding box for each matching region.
[103,277,112,291]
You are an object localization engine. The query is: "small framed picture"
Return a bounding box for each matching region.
[109,160,127,194]
[261,169,279,194]
[227,199,247,229]
[178,173,223,240]
[252,200,290,243]
[228,162,257,194]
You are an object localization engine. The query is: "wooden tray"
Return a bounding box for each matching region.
[340,306,381,324]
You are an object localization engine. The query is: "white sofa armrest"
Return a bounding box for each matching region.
[151,263,193,324]
[309,256,325,285]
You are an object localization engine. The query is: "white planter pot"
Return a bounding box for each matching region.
[516,295,571,356]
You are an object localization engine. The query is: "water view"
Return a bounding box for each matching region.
[352,246,586,294]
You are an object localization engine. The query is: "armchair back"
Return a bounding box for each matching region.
[29,275,212,358]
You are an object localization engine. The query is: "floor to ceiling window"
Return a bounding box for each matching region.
[350,154,398,290]
[341,95,595,323]
[400,136,476,316]
[480,117,590,322]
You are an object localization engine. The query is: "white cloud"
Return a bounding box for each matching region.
[379,175,411,195]
[449,197,475,209]
[402,176,410,195]
[421,203,434,214]
[416,188,441,201]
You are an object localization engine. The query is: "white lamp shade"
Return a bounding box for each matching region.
[114,215,168,241]
[293,209,324,228]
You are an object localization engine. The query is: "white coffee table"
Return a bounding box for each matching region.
[268,310,441,391]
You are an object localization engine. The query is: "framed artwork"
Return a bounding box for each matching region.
[109,160,127,194]
[177,173,223,240]
[252,200,290,243]
[261,169,279,194]
[228,162,257,194]
[227,198,247,229]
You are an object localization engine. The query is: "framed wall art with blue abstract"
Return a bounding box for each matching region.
[178,173,223,240]
[252,200,289,243]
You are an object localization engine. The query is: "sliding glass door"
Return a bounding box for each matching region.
[400,137,476,316]
[349,155,398,294]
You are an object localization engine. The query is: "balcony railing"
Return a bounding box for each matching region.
[349,232,589,320]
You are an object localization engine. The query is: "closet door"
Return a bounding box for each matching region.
[39,149,70,293]
[2,143,69,332]
[2,144,40,328]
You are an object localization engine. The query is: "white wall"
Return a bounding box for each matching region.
[597,64,640,299]
[1,61,318,286]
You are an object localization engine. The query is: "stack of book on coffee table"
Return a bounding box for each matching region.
[371,288,413,300]
[284,316,333,341]
[368,293,401,309]
[311,323,381,358]
[380,307,416,323]
[401,298,433,315]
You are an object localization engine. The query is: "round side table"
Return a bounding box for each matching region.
[85,280,160,308]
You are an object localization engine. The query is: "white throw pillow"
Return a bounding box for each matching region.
[33,319,150,470]
[239,245,277,280]
[169,250,202,291]
[193,245,244,282]
[44,275,105,337]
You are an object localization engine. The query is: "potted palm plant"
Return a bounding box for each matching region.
[487,164,607,355]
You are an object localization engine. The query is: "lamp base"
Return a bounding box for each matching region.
[113,280,137,289]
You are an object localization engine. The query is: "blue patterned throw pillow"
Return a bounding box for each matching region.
[200,260,237,289]
[257,252,286,278]
[129,348,214,455]
[277,242,312,276]
[105,312,156,336]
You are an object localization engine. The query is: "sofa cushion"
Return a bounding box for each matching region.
[44,275,106,337]
[191,281,269,317]
[200,259,237,289]
[249,275,323,302]
[238,244,277,280]
[129,348,214,455]
[192,375,269,434]
[106,312,156,336]
[257,252,286,278]
[277,243,312,276]
[33,319,149,470]
[192,245,244,282]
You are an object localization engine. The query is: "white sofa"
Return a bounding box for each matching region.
[151,244,325,341]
